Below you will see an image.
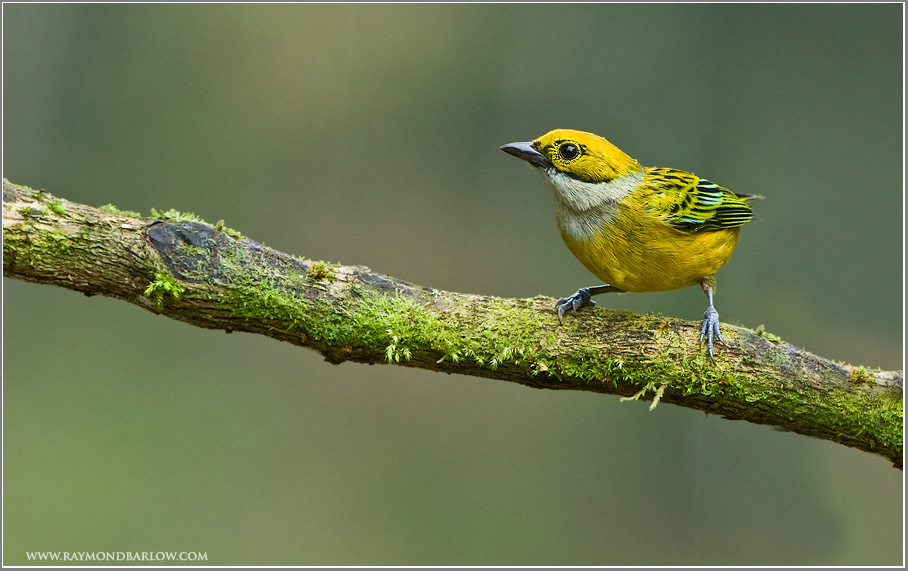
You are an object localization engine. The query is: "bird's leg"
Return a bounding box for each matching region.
[555,284,623,323]
[699,280,725,360]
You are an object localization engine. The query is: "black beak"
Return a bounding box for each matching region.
[500,141,552,169]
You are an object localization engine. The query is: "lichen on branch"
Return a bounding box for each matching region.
[2,178,903,468]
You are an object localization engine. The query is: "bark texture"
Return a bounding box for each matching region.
[3,179,903,468]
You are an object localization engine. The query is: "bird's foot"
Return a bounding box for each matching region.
[555,288,597,323]
[699,305,725,361]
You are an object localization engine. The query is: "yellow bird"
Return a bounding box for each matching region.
[501,128,758,359]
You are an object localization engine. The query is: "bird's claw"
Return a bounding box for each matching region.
[699,305,725,361]
[555,288,597,323]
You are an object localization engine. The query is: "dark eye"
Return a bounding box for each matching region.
[559,143,580,161]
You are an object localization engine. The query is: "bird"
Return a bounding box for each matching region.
[500,128,757,360]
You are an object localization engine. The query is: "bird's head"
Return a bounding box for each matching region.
[501,129,643,211]
[501,129,641,184]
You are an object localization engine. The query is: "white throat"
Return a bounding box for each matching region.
[543,168,642,241]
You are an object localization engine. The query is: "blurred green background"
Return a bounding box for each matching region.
[3,3,903,566]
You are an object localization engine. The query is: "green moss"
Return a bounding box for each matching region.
[438,297,554,370]
[175,242,214,274]
[813,388,903,450]
[213,219,244,238]
[147,209,243,238]
[653,320,672,338]
[19,205,46,218]
[48,200,67,216]
[144,272,185,312]
[570,338,900,453]
[47,230,70,254]
[552,327,769,411]
[203,247,902,458]
[755,324,783,343]
[848,366,871,384]
[308,261,334,281]
[150,208,205,223]
[555,344,628,384]
[763,345,790,366]
[621,381,668,411]
[99,203,142,218]
[179,244,211,258]
[222,269,555,372]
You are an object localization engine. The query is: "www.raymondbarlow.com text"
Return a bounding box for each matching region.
[26,551,208,563]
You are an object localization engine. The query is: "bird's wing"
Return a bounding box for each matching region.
[642,168,755,232]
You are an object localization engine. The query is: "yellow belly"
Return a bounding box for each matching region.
[559,209,740,293]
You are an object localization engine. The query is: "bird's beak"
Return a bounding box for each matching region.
[500,141,552,169]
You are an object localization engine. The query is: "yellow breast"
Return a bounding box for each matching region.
[558,202,741,293]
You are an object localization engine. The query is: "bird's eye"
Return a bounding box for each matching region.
[559,143,580,161]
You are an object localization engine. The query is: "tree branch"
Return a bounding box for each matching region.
[3,178,903,468]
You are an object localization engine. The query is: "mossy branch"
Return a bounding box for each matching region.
[3,178,903,468]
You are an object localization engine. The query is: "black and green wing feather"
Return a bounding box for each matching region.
[643,168,757,232]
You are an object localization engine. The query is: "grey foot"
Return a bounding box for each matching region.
[699,305,725,360]
[555,288,597,323]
